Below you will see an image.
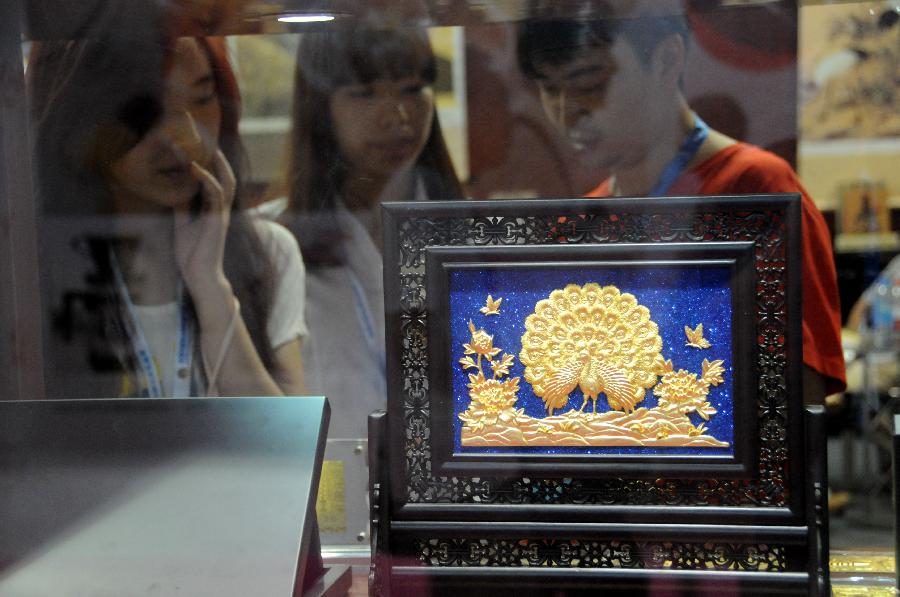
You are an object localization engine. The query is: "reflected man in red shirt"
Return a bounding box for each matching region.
[516,0,845,402]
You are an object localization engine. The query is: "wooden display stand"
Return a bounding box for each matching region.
[370,197,830,596]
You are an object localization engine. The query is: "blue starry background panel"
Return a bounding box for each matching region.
[448,265,735,456]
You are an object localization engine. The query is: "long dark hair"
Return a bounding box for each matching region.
[285,22,464,267]
[30,32,277,395]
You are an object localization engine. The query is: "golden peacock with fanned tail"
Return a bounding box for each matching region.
[519,284,668,415]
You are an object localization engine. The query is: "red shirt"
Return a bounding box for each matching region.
[587,142,846,395]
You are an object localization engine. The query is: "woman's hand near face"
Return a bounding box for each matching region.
[173,148,286,397]
[173,148,241,355]
[173,148,234,299]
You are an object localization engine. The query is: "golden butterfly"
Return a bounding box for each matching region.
[480,295,502,316]
[684,323,711,349]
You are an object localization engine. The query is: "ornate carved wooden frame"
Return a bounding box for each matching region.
[374,196,825,594]
[425,242,758,479]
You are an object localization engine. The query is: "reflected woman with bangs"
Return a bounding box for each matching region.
[30,31,308,398]
[270,21,464,440]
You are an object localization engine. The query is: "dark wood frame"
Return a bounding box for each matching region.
[373,195,827,595]
[382,196,804,522]
[425,242,758,479]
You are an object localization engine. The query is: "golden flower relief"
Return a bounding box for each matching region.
[463,319,501,359]
[458,320,525,433]
[459,372,521,428]
[653,358,725,421]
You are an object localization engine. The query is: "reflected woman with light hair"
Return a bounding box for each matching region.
[30,30,308,398]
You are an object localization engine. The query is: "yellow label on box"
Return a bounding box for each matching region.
[830,553,895,574]
[832,587,895,596]
[315,460,346,533]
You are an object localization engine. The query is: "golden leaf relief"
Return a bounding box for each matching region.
[684,323,711,349]
[490,353,515,378]
[459,356,478,370]
[480,294,503,316]
[701,358,726,386]
[696,402,718,421]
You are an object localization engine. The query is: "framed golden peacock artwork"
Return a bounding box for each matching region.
[425,242,757,477]
[374,196,827,596]
[381,196,804,483]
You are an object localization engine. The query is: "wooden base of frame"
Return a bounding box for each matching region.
[369,406,830,596]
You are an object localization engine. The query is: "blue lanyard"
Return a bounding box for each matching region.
[335,204,387,389]
[648,113,709,197]
[346,267,387,385]
[109,249,195,398]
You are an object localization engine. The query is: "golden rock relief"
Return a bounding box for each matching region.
[458,283,729,448]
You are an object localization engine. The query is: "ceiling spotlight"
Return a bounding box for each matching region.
[276,13,336,23]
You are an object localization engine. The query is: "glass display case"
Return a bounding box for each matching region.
[1,0,898,594]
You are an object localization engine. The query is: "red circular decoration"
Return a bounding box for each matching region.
[686,1,796,71]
